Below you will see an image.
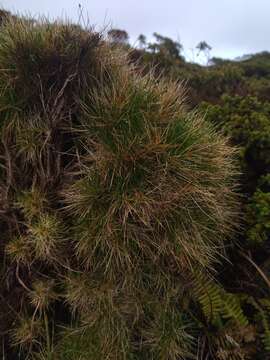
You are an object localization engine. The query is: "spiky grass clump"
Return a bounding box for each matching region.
[0,14,239,359]
[65,75,237,273]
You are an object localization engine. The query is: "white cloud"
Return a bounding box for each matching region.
[2,0,270,59]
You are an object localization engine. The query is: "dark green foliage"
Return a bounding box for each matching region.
[246,175,270,246]
[200,96,270,251]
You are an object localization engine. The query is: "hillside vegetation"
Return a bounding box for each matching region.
[0,11,270,360]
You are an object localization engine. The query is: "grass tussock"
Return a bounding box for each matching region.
[0,14,240,359]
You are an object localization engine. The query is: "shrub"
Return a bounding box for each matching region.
[0,16,241,359]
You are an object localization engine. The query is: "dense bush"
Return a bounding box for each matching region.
[0,16,251,360]
[1,11,270,360]
[200,95,270,247]
[199,96,270,359]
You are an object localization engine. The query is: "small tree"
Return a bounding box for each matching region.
[148,32,183,59]
[196,40,212,65]
[108,28,129,45]
[137,33,147,49]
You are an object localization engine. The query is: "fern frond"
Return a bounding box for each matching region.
[247,297,270,353]
[192,273,248,326]
[192,272,223,324]
[222,294,249,326]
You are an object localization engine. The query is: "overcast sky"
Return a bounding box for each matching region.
[2,0,269,61]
